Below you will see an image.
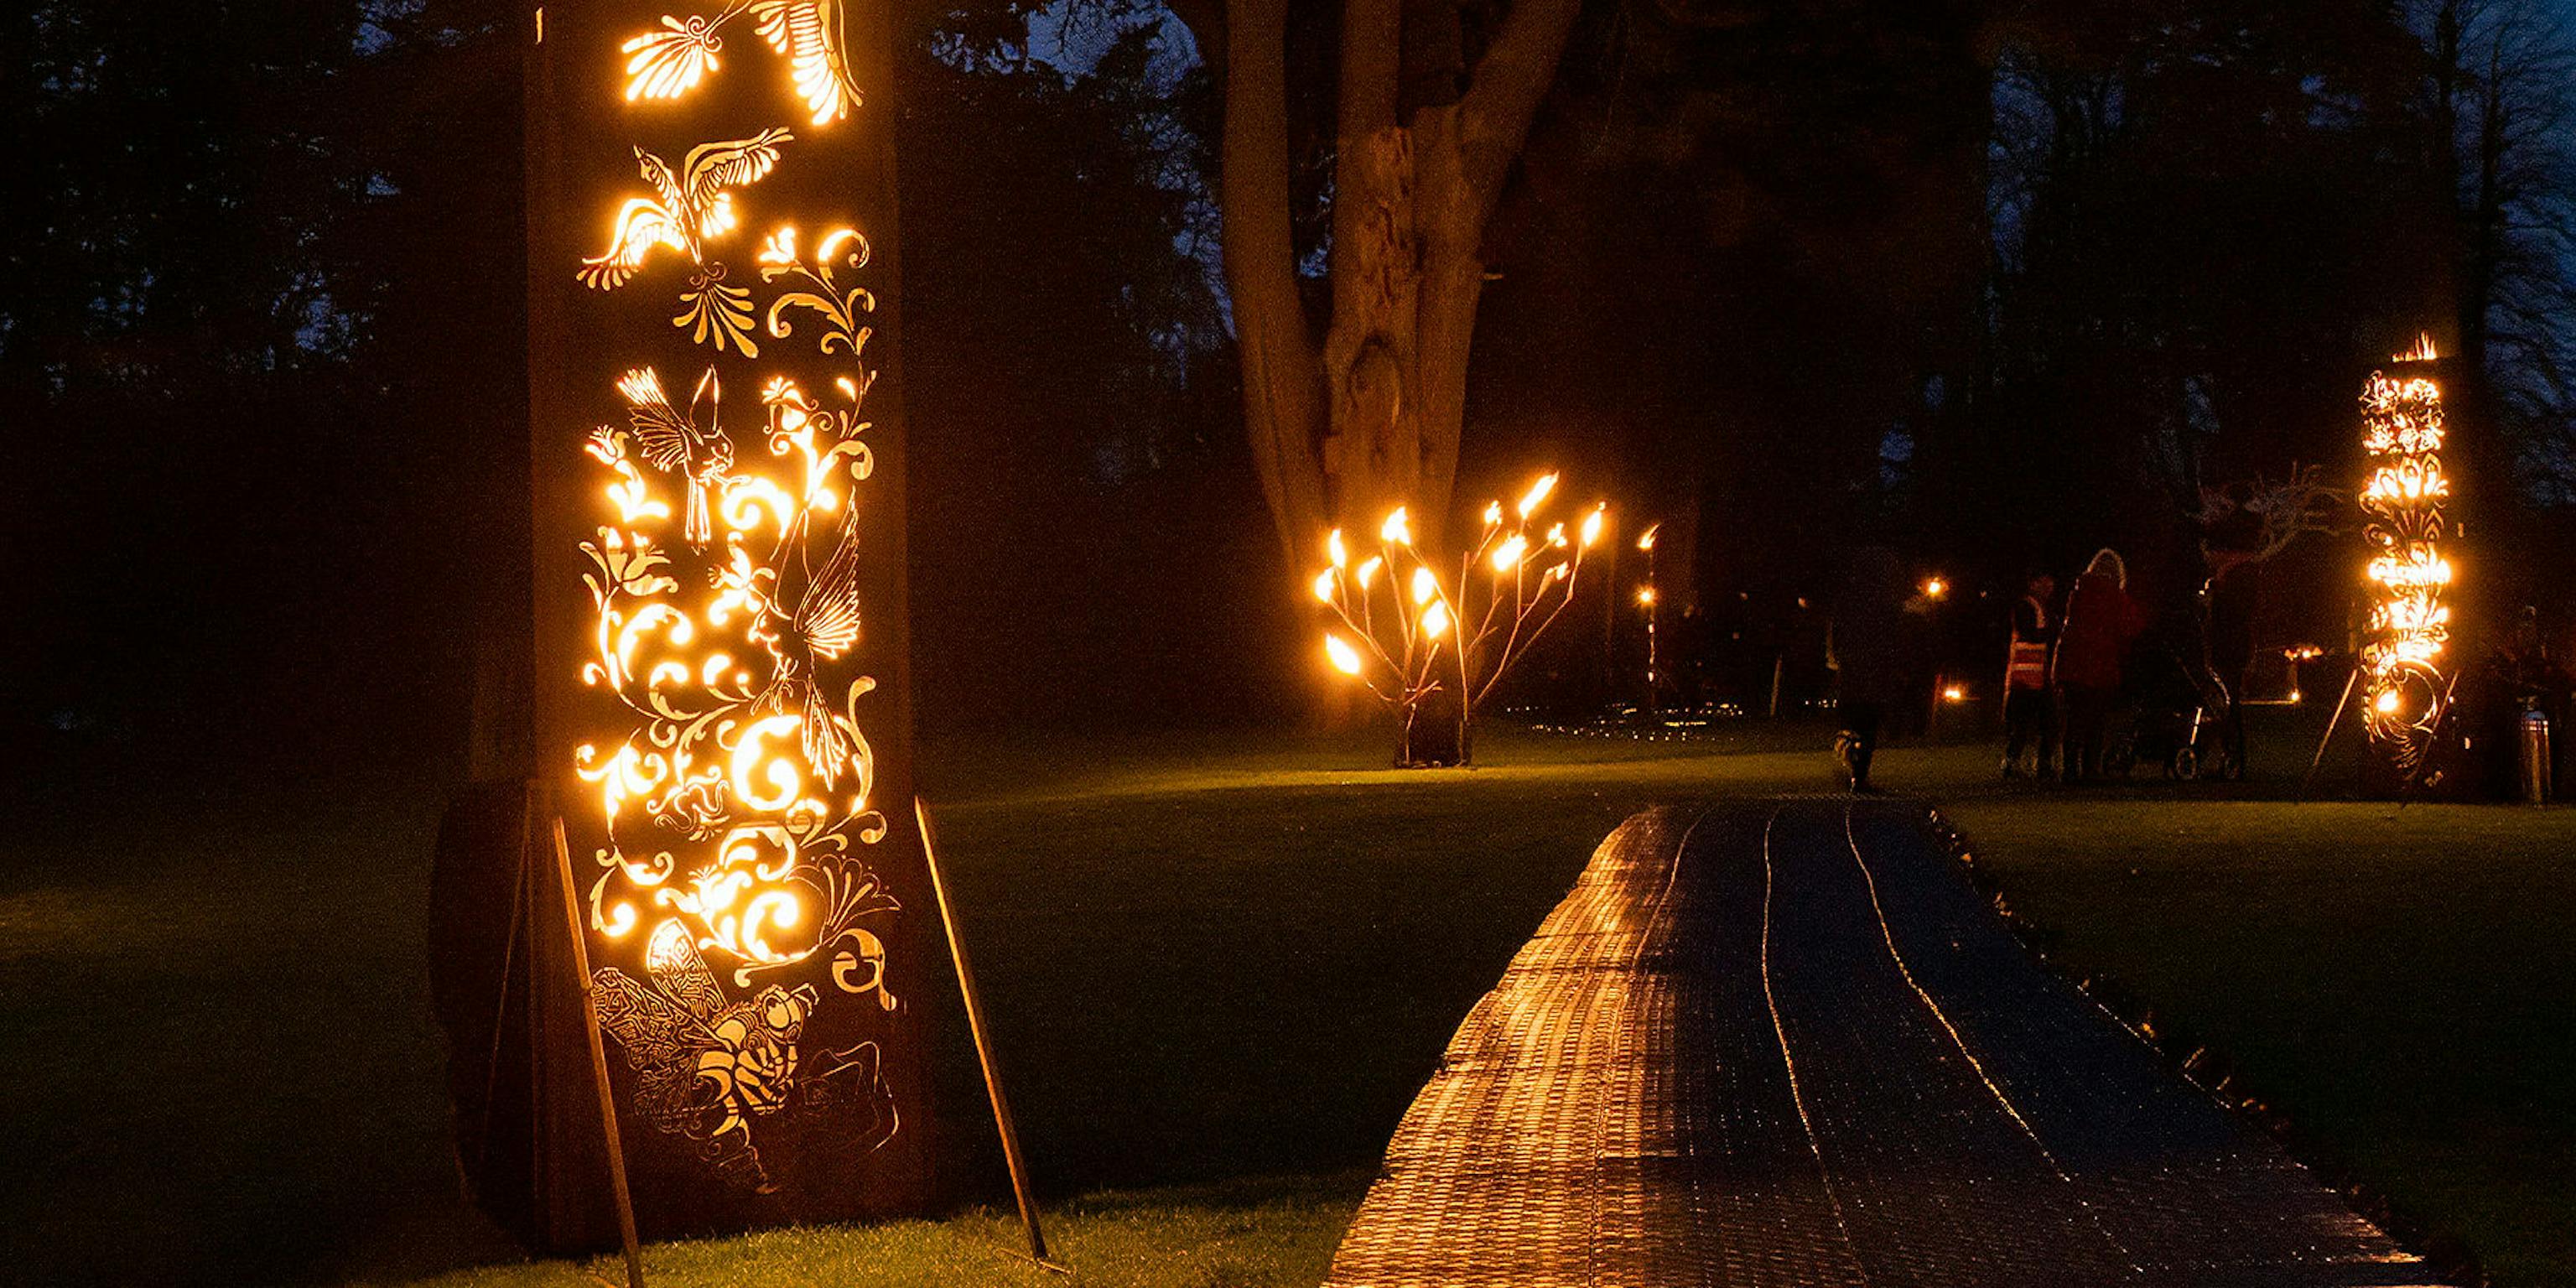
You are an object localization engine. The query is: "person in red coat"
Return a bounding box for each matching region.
[2054,548,2148,782]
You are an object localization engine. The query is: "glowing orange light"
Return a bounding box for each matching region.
[1636,523,1659,553]
[1302,471,1611,764]
[1942,684,1966,704]
[1638,586,1657,607]
[1923,577,1947,600]
[576,0,907,1192]
[2356,345,2454,775]
[1325,634,1364,675]
[1518,472,1558,520]
[621,3,862,124]
[1382,506,1413,547]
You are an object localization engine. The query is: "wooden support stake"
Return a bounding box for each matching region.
[916,797,1054,1267]
[2298,666,2363,802]
[551,816,647,1288]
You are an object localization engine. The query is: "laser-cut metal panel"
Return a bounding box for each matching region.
[527,0,928,1232]
[2355,342,2453,787]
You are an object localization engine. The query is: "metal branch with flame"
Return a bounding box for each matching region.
[1312,472,1607,764]
[2356,333,2454,778]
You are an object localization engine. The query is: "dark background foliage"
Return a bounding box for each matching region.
[5,0,2573,779]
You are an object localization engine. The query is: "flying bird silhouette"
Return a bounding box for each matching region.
[617,365,735,550]
[579,127,792,290]
[750,0,861,124]
[754,515,865,786]
[621,3,862,126]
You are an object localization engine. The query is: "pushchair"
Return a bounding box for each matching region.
[2103,641,2235,781]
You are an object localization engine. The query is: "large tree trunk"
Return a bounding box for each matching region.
[1215,0,1582,570]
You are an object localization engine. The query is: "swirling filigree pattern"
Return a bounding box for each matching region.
[569,9,896,1188]
[2356,351,2452,778]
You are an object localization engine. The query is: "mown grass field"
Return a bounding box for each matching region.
[2,713,2567,1285]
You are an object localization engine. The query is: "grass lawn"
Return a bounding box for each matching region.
[2,712,2568,1285]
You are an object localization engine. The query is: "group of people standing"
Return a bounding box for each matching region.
[2001,549,2149,782]
[1828,545,2151,792]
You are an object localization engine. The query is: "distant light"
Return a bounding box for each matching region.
[1637,586,1657,607]
[1923,577,1947,600]
[1941,684,1966,704]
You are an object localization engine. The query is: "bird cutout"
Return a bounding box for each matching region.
[751,512,865,787]
[579,128,792,291]
[621,1,862,126]
[616,365,735,550]
[590,919,818,1191]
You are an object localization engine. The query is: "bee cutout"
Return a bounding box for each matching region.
[591,919,891,1191]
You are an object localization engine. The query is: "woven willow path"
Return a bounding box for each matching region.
[1323,800,2438,1288]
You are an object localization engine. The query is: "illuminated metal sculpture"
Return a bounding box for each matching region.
[528,0,924,1222]
[621,1,864,124]
[1313,474,1606,764]
[2356,334,2454,778]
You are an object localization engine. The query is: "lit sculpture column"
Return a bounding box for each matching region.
[525,0,932,1233]
[2355,335,2453,792]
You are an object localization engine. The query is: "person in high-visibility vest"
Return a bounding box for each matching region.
[2002,571,2059,778]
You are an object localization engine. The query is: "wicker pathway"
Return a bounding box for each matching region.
[1322,799,2440,1288]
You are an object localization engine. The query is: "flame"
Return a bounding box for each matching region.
[1410,566,1438,606]
[1312,569,1339,603]
[1327,527,1348,569]
[1356,555,1384,590]
[1491,534,1529,573]
[1380,506,1413,547]
[1517,473,1558,520]
[1324,634,1364,675]
[1420,600,1452,639]
[1636,522,1659,553]
[1483,501,1504,527]
[2396,331,2439,363]
[1579,506,1606,548]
